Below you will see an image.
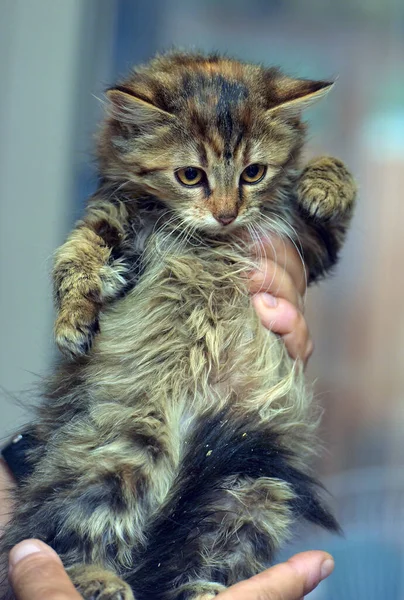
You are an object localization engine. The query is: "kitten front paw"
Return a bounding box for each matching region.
[297,157,357,221]
[68,565,134,600]
[55,302,100,359]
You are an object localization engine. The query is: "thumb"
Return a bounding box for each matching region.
[216,551,334,600]
[9,539,82,600]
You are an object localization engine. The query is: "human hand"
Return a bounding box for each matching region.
[248,234,313,366]
[8,540,333,600]
[218,550,334,600]
[9,540,82,600]
[0,458,14,528]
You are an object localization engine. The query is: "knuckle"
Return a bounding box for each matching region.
[288,305,303,331]
[305,338,314,359]
[277,269,295,296]
[248,263,274,289]
[297,293,305,313]
[285,317,309,361]
[261,261,278,286]
[297,312,309,337]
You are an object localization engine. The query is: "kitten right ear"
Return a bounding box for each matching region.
[267,77,334,117]
[106,87,175,125]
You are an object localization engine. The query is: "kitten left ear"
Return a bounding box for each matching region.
[106,86,175,125]
[268,78,334,117]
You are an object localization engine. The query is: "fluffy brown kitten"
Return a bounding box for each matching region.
[1,51,356,600]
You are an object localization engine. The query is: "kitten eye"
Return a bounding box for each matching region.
[240,164,267,184]
[176,167,205,186]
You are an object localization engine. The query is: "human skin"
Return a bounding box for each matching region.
[0,458,14,529]
[248,234,313,365]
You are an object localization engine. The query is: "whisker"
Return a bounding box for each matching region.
[255,222,283,298]
[256,220,292,303]
[250,223,274,297]
[259,213,308,307]
[154,220,183,261]
[265,211,304,259]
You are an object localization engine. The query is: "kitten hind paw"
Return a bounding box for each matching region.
[175,581,227,599]
[68,565,134,600]
[297,156,357,221]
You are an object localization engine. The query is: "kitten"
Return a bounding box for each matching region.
[1,51,356,600]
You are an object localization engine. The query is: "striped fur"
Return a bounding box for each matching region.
[1,51,355,600]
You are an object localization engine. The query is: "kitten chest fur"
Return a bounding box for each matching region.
[85,233,311,489]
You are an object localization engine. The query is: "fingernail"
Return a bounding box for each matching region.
[262,293,278,308]
[9,542,42,571]
[320,558,335,581]
[9,540,56,573]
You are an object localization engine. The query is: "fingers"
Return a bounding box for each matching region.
[216,551,334,600]
[251,294,313,364]
[0,459,15,528]
[250,235,307,297]
[9,540,82,600]
[247,260,303,312]
[247,233,313,365]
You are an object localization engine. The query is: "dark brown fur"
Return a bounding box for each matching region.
[1,51,356,600]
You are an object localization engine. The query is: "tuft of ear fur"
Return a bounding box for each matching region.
[106,86,175,126]
[268,77,334,117]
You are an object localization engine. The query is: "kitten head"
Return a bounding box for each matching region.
[98,51,332,234]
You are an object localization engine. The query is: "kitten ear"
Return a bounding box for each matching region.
[268,78,334,117]
[106,87,175,125]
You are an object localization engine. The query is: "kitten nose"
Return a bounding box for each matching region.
[215,213,237,226]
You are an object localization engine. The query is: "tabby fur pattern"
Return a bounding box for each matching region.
[1,51,356,600]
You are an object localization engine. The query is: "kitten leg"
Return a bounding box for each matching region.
[142,477,293,599]
[297,156,356,222]
[191,477,295,586]
[54,198,129,358]
[68,564,135,600]
[128,477,294,600]
[293,156,357,282]
[124,407,337,600]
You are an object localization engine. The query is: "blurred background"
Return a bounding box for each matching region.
[1,0,403,596]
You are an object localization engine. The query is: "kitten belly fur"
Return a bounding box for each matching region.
[0,235,334,600]
[86,235,315,509]
[91,239,309,440]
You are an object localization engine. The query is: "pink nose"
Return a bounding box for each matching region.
[215,213,237,226]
